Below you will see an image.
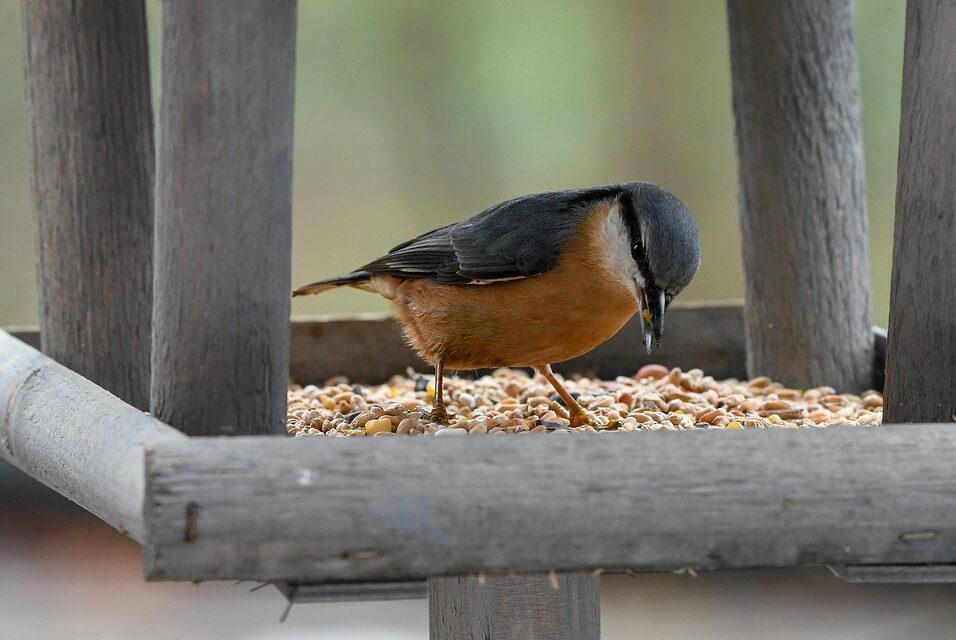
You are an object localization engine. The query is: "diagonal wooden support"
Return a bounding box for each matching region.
[0,330,184,542]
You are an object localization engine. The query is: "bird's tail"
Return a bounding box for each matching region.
[292,271,373,297]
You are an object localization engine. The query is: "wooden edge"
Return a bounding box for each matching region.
[143,423,956,583]
[0,330,185,542]
[7,305,887,389]
[274,580,427,603]
[272,554,956,603]
[289,301,750,384]
[828,564,956,583]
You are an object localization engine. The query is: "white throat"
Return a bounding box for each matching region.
[597,202,645,300]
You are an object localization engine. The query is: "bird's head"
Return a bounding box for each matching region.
[616,183,701,353]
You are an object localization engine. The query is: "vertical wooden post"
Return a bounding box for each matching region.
[884,0,956,423]
[151,1,297,436]
[20,0,154,409]
[429,574,600,640]
[727,0,873,393]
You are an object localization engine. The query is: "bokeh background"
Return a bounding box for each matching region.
[4,1,954,639]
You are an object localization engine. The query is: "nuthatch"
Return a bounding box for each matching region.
[295,182,701,426]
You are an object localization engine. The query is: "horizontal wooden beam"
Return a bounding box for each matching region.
[143,423,956,583]
[274,580,427,603]
[0,330,185,542]
[291,302,749,384]
[8,301,889,389]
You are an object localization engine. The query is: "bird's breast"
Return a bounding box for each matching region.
[392,201,639,368]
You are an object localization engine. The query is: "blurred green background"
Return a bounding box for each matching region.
[0,1,903,328]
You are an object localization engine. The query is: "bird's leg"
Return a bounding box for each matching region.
[429,359,451,425]
[535,364,595,427]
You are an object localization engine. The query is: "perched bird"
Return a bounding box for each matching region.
[294,182,701,426]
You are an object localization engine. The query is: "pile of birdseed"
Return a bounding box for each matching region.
[287,365,883,437]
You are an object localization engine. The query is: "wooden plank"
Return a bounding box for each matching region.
[727,0,873,394]
[290,302,749,384]
[151,0,297,436]
[19,0,154,410]
[0,331,184,542]
[829,564,956,584]
[8,313,889,390]
[143,423,956,583]
[275,580,427,604]
[428,574,599,640]
[884,0,956,423]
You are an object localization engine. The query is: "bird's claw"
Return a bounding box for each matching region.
[568,408,597,428]
[429,403,451,425]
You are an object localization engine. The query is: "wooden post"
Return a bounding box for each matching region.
[727,0,873,393]
[429,574,600,640]
[151,1,297,436]
[884,0,956,423]
[20,0,154,409]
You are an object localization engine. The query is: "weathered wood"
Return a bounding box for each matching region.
[727,0,873,394]
[151,0,297,436]
[291,302,748,385]
[275,580,427,604]
[429,574,600,640]
[884,0,956,423]
[20,0,154,409]
[144,423,956,583]
[8,312,890,390]
[0,331,184,542]
[830,564,956,583]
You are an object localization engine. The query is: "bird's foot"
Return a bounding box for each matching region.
[568,407,597,428]
[429,403,452,425]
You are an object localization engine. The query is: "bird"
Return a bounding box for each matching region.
[294,181,701,427]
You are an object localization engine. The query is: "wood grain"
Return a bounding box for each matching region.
[727,0,873,394]
[144,423,956,583]
[291,302,748,385]
[151,0,297,436]
[0,331,184,542]
[8,310,888,390]
[429,574,599,640]
[884,0,956,423]
[20,0,154,410]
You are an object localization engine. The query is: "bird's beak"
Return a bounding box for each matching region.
[638,287,666,354]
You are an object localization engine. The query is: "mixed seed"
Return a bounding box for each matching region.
[287,364,883,437]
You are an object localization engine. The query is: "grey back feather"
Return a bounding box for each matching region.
[359,185,622,284]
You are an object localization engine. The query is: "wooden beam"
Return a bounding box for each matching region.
[151,0,298,436]
[0,331,184,543]
[143,423,956,583]
[275,580,427,604]
[727,0,873,394]
[19,0,154,410]
[884,0,956,423]
[6,311,890,391]
[428,574,599,640]
[290,302,748,385]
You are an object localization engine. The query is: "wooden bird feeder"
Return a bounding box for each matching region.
[2,1,954,639]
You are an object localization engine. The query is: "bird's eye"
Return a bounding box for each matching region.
[631,240,645,263]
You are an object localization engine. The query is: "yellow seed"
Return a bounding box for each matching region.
[768,414,782,424]
[426,380,435,398]
[364,417,394,435]
[388,387,399,397]
[320,395,335,410]
[727,420,743,430]
[642,309,652,323]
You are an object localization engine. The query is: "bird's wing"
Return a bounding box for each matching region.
[359,186,621,285]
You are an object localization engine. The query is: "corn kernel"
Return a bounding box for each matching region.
[364,418,393,435]
[642,309,652,323]
[727,420,743,430]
